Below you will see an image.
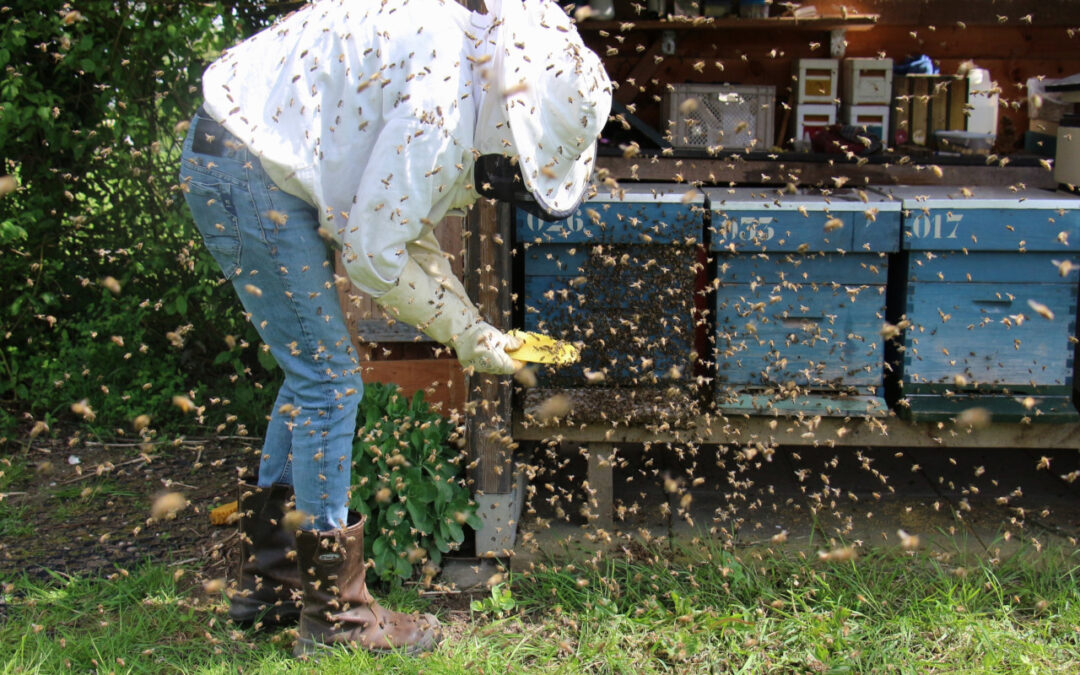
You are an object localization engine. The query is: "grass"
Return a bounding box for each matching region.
[3,537,1080,674]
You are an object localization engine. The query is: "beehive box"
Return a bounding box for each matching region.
[792,104,837,145]
[664,84,776,151]
[705,187,902,415]
[796,58,840,104]
[891,75,969,147]
[887,187,1080,422]
[842,58,893,105]
[515,184,706,387]
[842,104,890,143]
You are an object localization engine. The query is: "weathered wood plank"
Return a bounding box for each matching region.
[466,200,515,496]
[596,155,1057,189]
[513,400,1080,449]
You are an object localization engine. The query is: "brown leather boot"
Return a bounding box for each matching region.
[292,515,442,658]
[227,482,303,628]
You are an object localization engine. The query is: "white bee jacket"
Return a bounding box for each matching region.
[201,0,510,297]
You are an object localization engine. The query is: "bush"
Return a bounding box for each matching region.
[0,2,298,437]
[350,384,483,584]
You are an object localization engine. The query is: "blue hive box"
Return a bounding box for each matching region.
[515,184,706,387]
[705,187,902,416]
[886,186,1080,422]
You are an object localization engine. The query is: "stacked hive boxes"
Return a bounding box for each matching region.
[793,58,893,147]
[515,184,706,387]
[705,188,901,415]
[793,59,839,147]
[885,187,1080,421]
[517,182,1080,422]
[842,58,892,142]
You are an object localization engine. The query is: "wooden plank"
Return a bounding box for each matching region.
[579,16,881,32]
[901,281,1076,387]
[812,0,1080,27]
[595,156,1058,189]
[465,200,515,496]
[359,359,466,414]
[613,36,664,106]
[513,403,1080,449]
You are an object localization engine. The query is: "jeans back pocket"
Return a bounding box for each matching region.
[180,173,243,280]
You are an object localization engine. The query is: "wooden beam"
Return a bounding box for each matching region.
[514,409,1080,450]
[465,200,515,496]
[596,155,1057,188]
[578,16,881,32]
[613,37,664,106]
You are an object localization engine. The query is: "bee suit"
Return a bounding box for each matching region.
[200,0,611,372]
[178,0,610,657]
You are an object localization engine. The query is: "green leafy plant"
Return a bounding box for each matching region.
[349,383,483,584]
[470,582,517,618]
[1,2,292,436]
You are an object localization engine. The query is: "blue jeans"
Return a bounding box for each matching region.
[179,108,362,531]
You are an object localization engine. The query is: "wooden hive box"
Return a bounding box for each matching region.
[705,187,902,416]
[514,183,706,388]
[886,187,1080,422]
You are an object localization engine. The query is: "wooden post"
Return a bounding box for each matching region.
[464,200,515,492]
[586,443,615,531]
[464,198,518,556]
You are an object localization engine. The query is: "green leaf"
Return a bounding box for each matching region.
[372,535,388,558]
[433,531,449,553]
[405,498,434,534]
[386,504,406,527]
[395,556,411,579]
[465,512,484,531]
[256,347,278,372]
[434,478,454,503]
[446,520,464,543]
[408,479,437,505]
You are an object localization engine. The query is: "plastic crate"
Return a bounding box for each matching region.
[664,84,775,151]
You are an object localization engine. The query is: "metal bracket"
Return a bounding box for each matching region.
[830,28,847,58]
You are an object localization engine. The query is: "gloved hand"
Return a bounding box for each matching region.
[453,321,524,375]
[375,256,523,375]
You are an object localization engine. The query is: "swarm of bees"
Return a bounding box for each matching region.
[8,3,1080,657]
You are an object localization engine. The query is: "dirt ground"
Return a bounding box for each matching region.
[0,438,260,586]
[6,434,1080,600]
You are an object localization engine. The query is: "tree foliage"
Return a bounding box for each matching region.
[0,2,295,439]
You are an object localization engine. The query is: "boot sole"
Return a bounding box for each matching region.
[229,596,302,628]
[292,633,439,660]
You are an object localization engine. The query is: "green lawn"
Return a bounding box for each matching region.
[3,538,1080,674]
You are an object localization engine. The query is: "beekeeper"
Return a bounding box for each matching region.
[178,0,611,658]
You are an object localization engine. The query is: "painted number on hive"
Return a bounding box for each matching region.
[910,213,962,239]
[523,212,587,238]
[718,216,776,243]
